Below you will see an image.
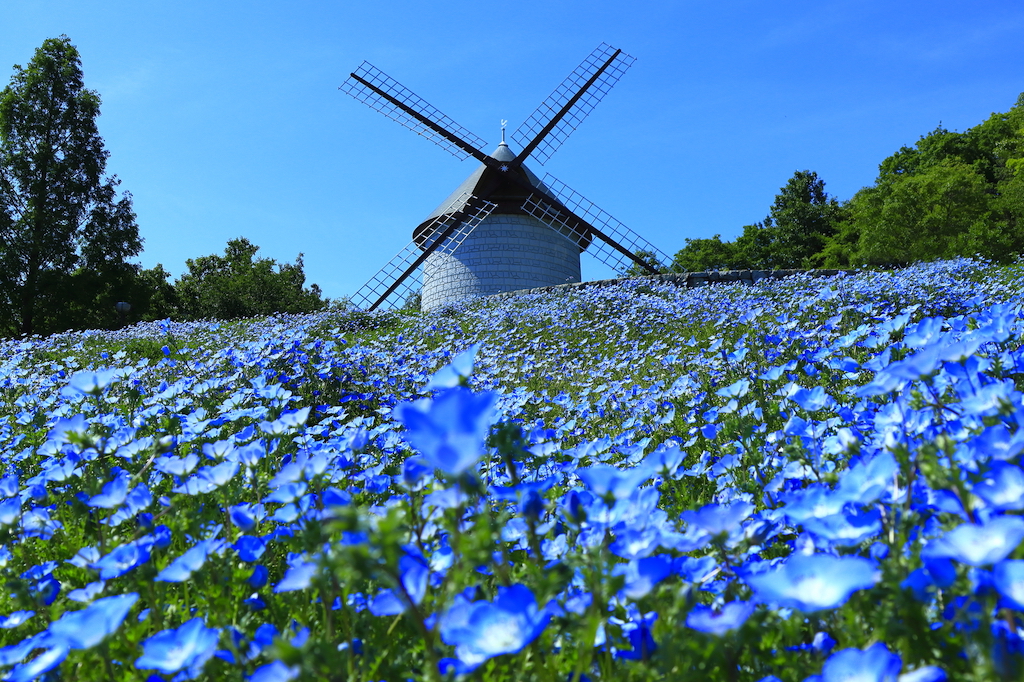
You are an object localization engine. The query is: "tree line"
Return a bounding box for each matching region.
[668,94,1024,273]
[0,37,328,337]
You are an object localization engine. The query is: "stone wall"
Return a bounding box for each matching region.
[491,268,859,300]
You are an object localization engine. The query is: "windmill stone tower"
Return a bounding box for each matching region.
[417,140,586,309]
[342,44,669,312]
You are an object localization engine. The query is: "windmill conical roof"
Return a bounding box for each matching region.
[414,143,592,251]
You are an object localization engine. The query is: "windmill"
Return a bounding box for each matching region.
[340,43,669,311]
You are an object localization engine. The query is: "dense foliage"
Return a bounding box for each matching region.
[0,38,329,337]
[673,94,1024,271]
[0,35,142,337]
[0,258,1023,681]
[159,237,329,322]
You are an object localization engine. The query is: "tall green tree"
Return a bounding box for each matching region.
[0,35,141,336]
[761,170,845,268]
[174,237,327,321]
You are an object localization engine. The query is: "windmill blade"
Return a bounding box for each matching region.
[521,174,669,276]
[511,43,636,167]
[341,62,490,162]
[350,192,497,311]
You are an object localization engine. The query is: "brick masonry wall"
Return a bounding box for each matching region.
[422,213,582,310]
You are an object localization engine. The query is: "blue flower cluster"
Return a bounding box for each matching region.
[0,257,1022,680]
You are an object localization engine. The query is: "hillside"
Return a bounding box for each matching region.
[0,258,1022,681]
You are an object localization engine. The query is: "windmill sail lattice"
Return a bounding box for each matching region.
[522,174,670,274]
[341,43,668,312]
[341,62,488,161]
[349,193,497,311]
[511,43,637,166]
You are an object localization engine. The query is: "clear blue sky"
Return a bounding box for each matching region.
[4,0,1023,300]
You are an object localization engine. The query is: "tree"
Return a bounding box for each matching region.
[173,237,327,321]
[760,170,844,268]
[0,36,141,336]
[854,160,991,265]
[670,235,741,272]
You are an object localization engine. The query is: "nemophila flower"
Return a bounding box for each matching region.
[172,459,240,495]
[922,516,1024,567]
[6,644,69,682]
[47,593,138,650]
[154,453,200,476]
[993,560,1024,610]
[0,611,34,629]
[802,509,883,547]
[685,601,756,636]
[615,610,658,661]
[247,565,269,589]
[248,660,300,682]
[65,368,120,396]
[135,617,220,678]
[813,641,946,682]
[234,536,267,562]
[156,538,226,582]
[229,503,260,531]
[368,554,430,616]
[67,581,105,603]
[683,501,754,536]
[613,555,673,600]
[0,497,20,526]
[86,473,129,508]
[973,463,1024,512]
[745,553,879,612]
[91,537,154,579]
[274,559,317,593]
[439,584,550,671]
[425,343,482,390]
[577,464,651,503]
[394,386,499,477]
[790,385,834,412]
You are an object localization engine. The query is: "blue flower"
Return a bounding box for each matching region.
[86,474,129,509]
[818,642,901,681]
[685,601,756,636]
[156,538,225,583]
[91,537,154,579]
[369,555,430,616]
[425,343,482,391]
[248,660,300,682]
[994,559,1024,610]
[394,386,499,477]
[66,369,120,396]
[0,611,33,629]
[274,560,317,593]
[745,553,879,612]
[47,593,138,650]
[439,584,550,671]
[612,555,673,600]
[922,516,1024,567]
[234,536,267,562]
[973,463,1024,512]
[577,464,650,502]
[683,501,754,536]
[6,644,69,682]
[135,617,220,678]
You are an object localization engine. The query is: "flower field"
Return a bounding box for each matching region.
[1,258,1024,681]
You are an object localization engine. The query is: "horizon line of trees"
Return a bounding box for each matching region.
[662,93,1024,274]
